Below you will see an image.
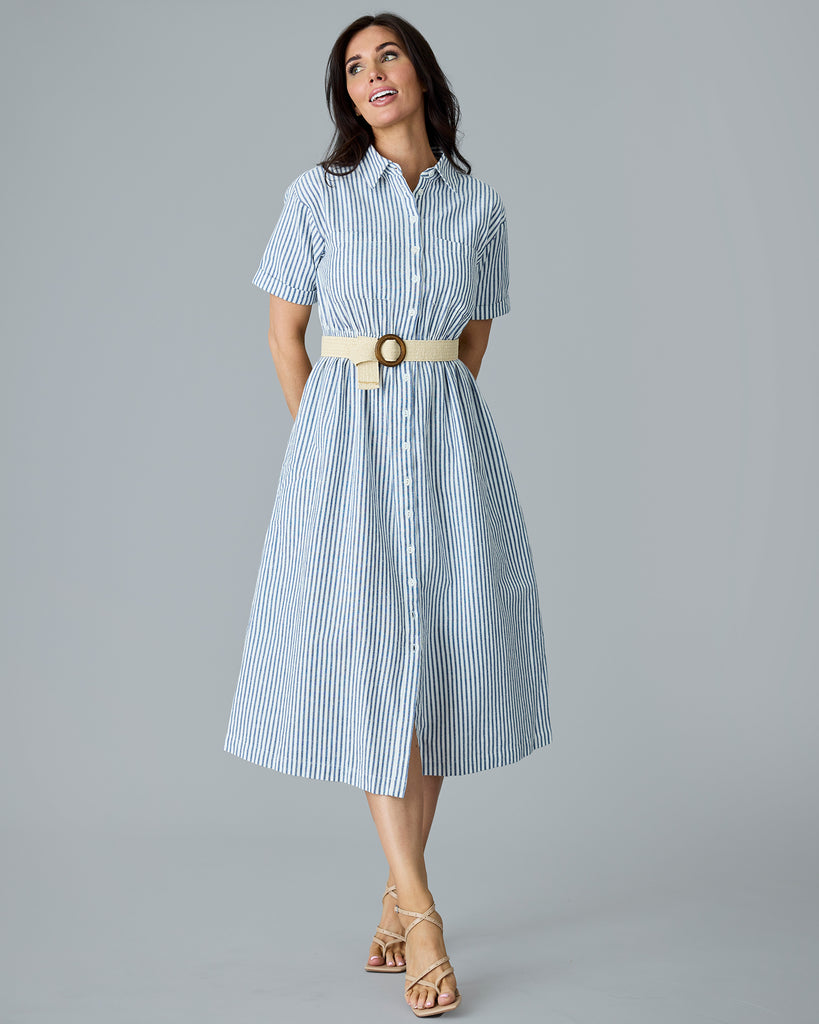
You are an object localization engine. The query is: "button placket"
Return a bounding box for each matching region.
[400,366,420,653]
[410,235,420,320]
[390,173,424,652]
[406,191,422,329]
[391,167,426,335]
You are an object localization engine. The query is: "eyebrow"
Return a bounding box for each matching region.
[345,41,402,68]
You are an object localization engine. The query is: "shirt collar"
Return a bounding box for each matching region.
[359,143,460,192]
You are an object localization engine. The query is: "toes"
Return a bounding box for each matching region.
[439,976,457,1002]
[411,986,434,1010]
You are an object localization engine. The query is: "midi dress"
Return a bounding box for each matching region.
[223,142,552,798]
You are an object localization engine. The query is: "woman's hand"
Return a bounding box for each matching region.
[267,293,314,420]
[457,319,493,379]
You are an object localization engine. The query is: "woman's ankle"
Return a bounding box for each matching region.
[396,886,434,909]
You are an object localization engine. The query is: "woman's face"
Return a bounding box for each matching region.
[345,25,426,131]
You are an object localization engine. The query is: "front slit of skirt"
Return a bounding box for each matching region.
[395,668,423,798]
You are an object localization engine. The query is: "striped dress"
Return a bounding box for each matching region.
[223,142,552,798]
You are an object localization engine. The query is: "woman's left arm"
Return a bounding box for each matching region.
[458,319,493,379]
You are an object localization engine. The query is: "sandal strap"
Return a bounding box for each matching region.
[372,937,402,955]
[373,925,405,955]
[394,902,442,939]
[405,956,453,992]
[372,888,404,958]
[396,903,454,994]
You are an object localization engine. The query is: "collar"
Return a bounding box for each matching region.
[359,143,461,192]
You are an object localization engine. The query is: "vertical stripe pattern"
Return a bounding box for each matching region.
[224,144,551,797]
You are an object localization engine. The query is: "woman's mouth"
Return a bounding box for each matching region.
[370,89,398,106]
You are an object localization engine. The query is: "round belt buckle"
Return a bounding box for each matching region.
[375,333,407,367]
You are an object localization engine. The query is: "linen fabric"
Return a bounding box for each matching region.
[223,143,552,797]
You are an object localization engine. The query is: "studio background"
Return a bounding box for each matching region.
[2,1,817,1021]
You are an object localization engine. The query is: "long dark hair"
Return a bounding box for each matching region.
[320,12,471,180]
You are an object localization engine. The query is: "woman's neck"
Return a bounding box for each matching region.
[371,123,437,189]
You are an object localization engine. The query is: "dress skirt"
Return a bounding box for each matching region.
[223,352,552,798]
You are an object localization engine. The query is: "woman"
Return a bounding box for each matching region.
[224,12,552,1017]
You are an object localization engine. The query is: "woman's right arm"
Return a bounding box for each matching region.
[268,293,314,420]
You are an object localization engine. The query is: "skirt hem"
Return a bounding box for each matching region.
[223,731,552,799]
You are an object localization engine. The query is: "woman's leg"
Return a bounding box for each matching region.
[365,727,458,1010]
[368,770,442,962]
[367,772,443,968]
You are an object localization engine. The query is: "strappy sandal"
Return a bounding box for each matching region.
[394,901,462,1017]
[364,883,407,973]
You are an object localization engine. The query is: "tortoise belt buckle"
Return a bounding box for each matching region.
[375,333,407,367]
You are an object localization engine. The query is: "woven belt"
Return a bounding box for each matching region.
[321,334,460,390]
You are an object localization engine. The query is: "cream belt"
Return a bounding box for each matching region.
[321,334,460,390]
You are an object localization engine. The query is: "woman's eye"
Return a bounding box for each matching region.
[348,50,399,75]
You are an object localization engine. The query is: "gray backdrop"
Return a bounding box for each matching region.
[2,1,817,1021]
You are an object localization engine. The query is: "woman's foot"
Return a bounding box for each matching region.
[367,882,406,968]
[397,894,459,1012]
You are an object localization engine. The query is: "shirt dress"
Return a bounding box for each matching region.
[223,142,552,798]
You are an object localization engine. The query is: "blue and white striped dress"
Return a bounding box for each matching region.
[223,143,552,797]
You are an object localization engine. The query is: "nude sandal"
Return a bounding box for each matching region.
[394,901,462,1017]
[364,883,407,973]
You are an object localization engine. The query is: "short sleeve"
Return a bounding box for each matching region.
[251,177,324,305]
[473,194,511,319]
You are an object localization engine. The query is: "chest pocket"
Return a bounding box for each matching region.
[424,235,479,326]
[323,230,401,313]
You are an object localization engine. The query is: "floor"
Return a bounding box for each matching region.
[2,824,815,1023]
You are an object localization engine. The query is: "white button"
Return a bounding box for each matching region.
[411,245,420,253]
[408,545,415,553]
[404,476,411,485]
[412,274,419,283]
[408,308,416,316]
[408,578,416,586]
[410,215,417,224]
[403,371,410,380]
[406,510,413,518]
[403,409,410,417]
[402,441,410,449]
